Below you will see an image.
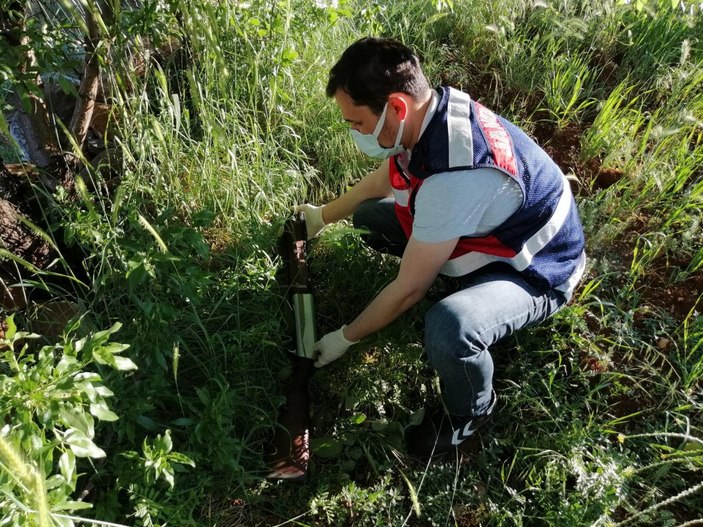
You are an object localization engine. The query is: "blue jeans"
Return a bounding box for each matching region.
[353,198,568,417]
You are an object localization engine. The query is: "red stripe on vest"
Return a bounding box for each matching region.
[474,103,518,176]
[390,156,516,262]
[390,163,408,190]
[390,159,414,238]
[451,235,517,259]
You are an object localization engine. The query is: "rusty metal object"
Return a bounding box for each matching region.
[265,212,316,481]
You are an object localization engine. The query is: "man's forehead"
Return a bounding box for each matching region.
[335,90,374,119]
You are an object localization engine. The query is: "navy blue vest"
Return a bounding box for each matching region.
[395,87,586,292]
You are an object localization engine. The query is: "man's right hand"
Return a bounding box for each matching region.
[293,204,326,240]
[313,326,358,367]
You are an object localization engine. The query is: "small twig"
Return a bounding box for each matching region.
[675,520,703,527]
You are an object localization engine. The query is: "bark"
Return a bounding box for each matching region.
[0,199,53,269]
[0,161,55,309]
[6,4,61,168]
[0,162,53,270]
[70,2,109,149]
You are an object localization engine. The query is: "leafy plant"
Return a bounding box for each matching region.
[0,316,135,526]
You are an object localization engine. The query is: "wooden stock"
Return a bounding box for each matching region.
[265,214,315,481]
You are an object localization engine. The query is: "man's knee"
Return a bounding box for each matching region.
[352,199,378,231]
[424,300,485,366]
[352,198,407,257]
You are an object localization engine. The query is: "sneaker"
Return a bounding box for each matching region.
[406,392,497,457]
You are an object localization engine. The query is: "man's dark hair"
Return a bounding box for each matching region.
[326,37,430,114]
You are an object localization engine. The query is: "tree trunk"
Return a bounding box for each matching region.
[70,1,114,149]
[0,1,111,304]
[5,4,61,169]
[0,162,56,309]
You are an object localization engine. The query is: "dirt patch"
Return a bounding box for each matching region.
[527,114,701,324]
[638,271,703,321]
[532,122,622,192]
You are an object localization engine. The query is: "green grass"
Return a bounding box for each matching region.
[1,0,702,525]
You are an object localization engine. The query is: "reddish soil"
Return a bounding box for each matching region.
[638,270,703,321]
[532,122,623,193]
[529,118,701,325]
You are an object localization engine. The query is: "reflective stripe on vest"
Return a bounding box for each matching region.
[389,86,586,292]
[440,174,572,275]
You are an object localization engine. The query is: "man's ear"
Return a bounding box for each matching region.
[388,94,409,120]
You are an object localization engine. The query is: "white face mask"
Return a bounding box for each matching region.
[350,102,406,159]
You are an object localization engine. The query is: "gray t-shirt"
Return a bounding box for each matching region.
[404,90,523,243]
[411,168,523,243]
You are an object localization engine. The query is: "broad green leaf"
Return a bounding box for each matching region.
[162,466,175,488]
[72,372,101,382]
[45,474,67,490]
[60,409,95,437]
[126,260,149,287]
[53,500,93,511]
[136,414,159,431]
[74,381,98,403]
[65,429,105,459]
[112,355,138,371]
[192,209,216,227]
[4,314,17,340]
[101,343,131,356]
[59,450,75,483]
[51,514,74,527]
[88,323,124,350]
[90,403,118,422]
[310,437,343,458]
[56,355,79,374]
[94,385,114,397]
[350,413,366,425]
[409,408,425,426]
[171,417,196,427]
[167,452,195,467]
[154,430,173,453]
[92,347,115,367]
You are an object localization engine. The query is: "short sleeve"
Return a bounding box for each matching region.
[411,168,523,243]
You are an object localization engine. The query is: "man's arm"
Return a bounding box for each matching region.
[343,235,459,342]
[321,159,392,224]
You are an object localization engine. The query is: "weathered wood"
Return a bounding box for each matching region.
[6,4,61,168]
[0,161,55,309]
[0,198,54,270]
[0,0,186,299]
[70,1,114,149]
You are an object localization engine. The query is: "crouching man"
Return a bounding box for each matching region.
[295,37,586,457]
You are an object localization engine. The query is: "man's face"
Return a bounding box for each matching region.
[335,89,399,148]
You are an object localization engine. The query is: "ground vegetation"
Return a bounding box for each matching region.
[1,0,702,525]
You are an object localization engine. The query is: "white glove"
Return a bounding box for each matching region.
[313,326,358,368]
[293,204,326,240]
